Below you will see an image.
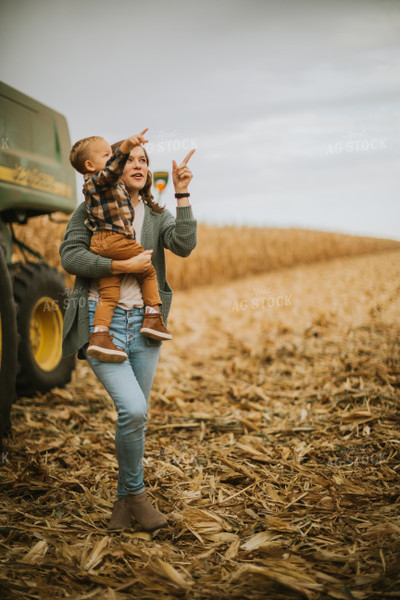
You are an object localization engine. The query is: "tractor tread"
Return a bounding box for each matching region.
[11,261,75,397]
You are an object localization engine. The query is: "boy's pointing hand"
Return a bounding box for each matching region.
[128,128,149,147]
[120,129,149,153]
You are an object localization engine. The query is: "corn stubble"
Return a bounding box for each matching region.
[2,214,399,599]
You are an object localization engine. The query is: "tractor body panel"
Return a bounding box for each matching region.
[0,81,77,220]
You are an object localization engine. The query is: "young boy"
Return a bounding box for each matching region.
[69,130,172,364]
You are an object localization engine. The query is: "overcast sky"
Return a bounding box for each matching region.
[1,0,399,239]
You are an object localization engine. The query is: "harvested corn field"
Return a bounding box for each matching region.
[1,246,399,600]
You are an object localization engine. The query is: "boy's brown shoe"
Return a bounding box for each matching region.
[87,332,128,363]
[140,313,173,341]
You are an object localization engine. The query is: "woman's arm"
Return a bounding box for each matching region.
[60,203,155,277]
[160,207,197,257]
[59,204,113,278]
[160,149,197,257]
[111,250,154,274]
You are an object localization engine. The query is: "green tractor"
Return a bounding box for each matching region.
[0,81,77,447]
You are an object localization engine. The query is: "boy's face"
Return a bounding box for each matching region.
[85,138,112,173]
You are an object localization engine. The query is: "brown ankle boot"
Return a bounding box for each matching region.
[87,332,128,363]
[126,491,168,531]
[107,498,131,530]
[140,313,173,341]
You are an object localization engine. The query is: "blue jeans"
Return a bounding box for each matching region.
[86,300,161,498]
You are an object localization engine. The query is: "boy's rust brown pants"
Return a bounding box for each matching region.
[90,231,161,329]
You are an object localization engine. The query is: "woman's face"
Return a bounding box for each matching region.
[121,145,149,193]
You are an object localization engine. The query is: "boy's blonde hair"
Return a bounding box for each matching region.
[69,136,104,174]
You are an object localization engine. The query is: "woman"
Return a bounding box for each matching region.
[59,138,196,531]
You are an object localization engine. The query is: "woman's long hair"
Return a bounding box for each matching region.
[111,141,165,214]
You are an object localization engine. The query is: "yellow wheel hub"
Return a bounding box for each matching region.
[30,297,63,372]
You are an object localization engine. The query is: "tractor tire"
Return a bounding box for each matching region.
[11,262,75,397]
[0,247,18,449]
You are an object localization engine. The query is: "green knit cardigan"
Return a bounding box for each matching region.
[59,202,197,358]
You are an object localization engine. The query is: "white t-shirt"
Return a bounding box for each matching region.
[88,200,145,310]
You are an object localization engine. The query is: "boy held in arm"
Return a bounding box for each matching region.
[69,129,172,364]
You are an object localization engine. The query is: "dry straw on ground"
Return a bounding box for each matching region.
[1,215,399,599]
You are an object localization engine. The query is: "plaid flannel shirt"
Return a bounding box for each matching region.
[83,146,135,238]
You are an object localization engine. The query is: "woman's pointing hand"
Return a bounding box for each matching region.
[172,149,195,193]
